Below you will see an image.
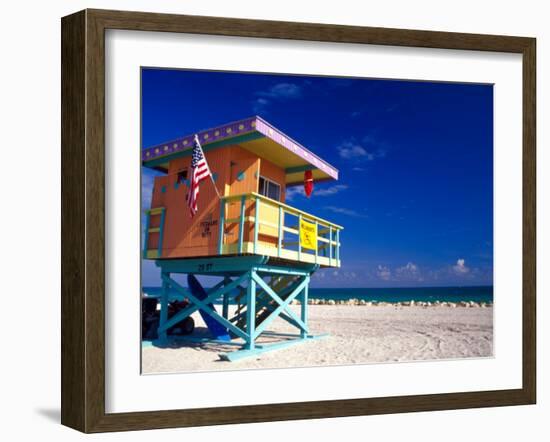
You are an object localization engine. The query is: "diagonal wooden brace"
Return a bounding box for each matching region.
[251,272,309,339]
[228,276,302,324]
[159,273,249,340]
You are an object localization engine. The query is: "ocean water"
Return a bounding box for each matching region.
[142,285,493,304]
[308,286,493,303]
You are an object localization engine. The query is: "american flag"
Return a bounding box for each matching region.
[186,135,212,217]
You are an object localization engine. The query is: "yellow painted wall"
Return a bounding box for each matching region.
[257,157,287,246]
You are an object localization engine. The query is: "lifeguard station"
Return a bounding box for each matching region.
[142,116,343,361]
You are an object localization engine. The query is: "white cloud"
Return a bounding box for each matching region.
[395,262,424,282]
[324,206,368,218]
[396,262,418,275]
[312,270,325,279]
[424,259,491,283]
[377,265,391,281]
[253,82,302,114]
[337,141,368,159]
[453,259,470,274]
[285,186,305,201]
[257,82,302,99]
[327,270,358,281]
[252,97,270,113]
[314,184,348,196]
[337,138,386,161]
[286,184,348,201]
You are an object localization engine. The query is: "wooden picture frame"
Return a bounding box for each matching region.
[61,8,536,433]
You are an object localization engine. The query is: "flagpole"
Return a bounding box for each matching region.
[195,134,222,200]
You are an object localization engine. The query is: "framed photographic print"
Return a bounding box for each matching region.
[61,9,536,433]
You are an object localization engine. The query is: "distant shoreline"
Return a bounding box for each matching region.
[142,285,494,305]
[295,298,492,308]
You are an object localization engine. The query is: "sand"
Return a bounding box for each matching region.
[141,304,493,374]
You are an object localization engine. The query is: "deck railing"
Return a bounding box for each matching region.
[218,192,342,267]
[143,206,166,259]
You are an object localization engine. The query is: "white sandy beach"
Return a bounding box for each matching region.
[142,304,493,374]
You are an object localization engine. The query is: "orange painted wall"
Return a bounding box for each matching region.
[259,157,287,202]
[147,144,272,259]
[223,145,260,248]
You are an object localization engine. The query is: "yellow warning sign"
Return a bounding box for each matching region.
[300,219,317,250]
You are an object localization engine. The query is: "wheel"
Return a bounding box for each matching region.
[168,316,195,336]
[182,316,195,335]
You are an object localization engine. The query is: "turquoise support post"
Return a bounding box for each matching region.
[142,212,150,259]
[159,272,170,341]
[246,271,256,350]
[329,225,333,266]
[301,275,310,338]
[157,208,166,258]
[222,277,230,319]
[314,221,318,264]
[218,199,225,254]
[238,195,246,254]
[254,197,260,254]
[336,229,340,263]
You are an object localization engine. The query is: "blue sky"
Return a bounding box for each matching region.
[141,68,493,288]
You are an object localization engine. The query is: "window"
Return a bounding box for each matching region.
[258,176,281,201]
[176,169,188,184]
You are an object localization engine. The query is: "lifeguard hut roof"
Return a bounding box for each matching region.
[142,116,338,186]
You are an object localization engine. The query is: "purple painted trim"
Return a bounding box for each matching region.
[142,116,338,181]
[254,116,338,180]
[142,116,258,162]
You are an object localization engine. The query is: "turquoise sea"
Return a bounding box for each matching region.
[142,285,493,304]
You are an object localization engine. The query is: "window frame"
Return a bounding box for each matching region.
[176,169,188,185]
[258,175,281,201]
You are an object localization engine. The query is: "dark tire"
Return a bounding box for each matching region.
[182,316,195,335]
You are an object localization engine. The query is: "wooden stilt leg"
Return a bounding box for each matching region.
[301,275,310,338]
[246,271,256,350]
[158,271,170,342]
[222,277,230,319]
